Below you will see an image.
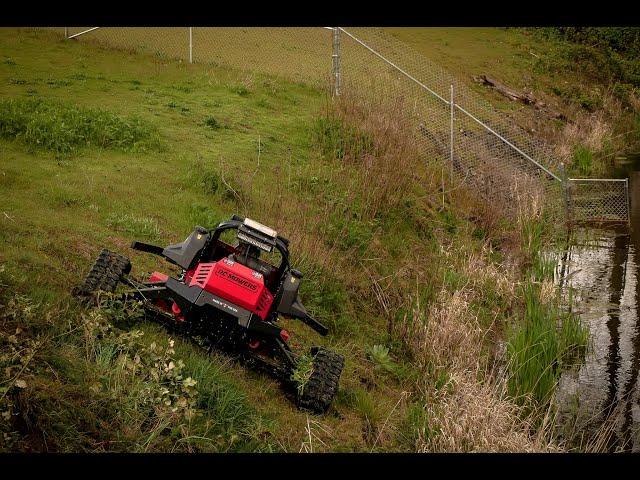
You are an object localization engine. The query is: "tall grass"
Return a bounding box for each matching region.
[506,281,587,408]
[505,207,589,414]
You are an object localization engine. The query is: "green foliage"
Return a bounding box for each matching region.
[397,402,436,449]
[187,203,220,229]
[536,27,640,57]
[506,282,588,409]
[227,82,250,97]
[350,388,380,431]
[185,160,240,202]
[366,344,395,373]
[505,215,589,413]
[438,208,458,234]
[181,353,259,435]
[572,145,594,176]
[299,269,351,335]
[0,98,162,157]
[325,213,376,254]
[291,353,314,396]
[532,28,640,108]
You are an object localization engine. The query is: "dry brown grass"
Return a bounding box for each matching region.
[419,368,557,452]
[397,247,559,452]
[556,113,613,163]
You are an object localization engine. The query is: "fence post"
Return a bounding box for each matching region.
[332,27,341,96]
[64,27,68,39]
[189,27,193,64]
[625,177,630,226]
[560,162,572,226]
[450,84,455,178]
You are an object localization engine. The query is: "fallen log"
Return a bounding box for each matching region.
[472,74,568,122]
[473,74,544,107]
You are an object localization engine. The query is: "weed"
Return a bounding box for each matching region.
[572,144,594,176]
[352,388,381,443]
[397,402,434,449]
[311,115,373,161]
[204,116,221,130]
[255,98,272,109]
[291,353,314,396]
[46,78,72,88]
[506,273,588,412]
[227,83,250,97]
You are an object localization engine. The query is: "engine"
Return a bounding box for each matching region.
[189,257,274,320]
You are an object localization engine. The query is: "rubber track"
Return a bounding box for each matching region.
[297,347,345,414]
[73,249,131,297]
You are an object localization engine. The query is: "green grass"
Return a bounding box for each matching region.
[506,282,588,410]
[572,145,594,176]
[0,27,587,452]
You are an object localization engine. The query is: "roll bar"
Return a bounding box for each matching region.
[211,216,291,271]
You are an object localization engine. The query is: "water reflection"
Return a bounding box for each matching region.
[556,165,640,451]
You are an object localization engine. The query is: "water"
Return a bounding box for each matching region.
[555,154,640,451]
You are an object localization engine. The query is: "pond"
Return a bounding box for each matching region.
[555,154,640,451]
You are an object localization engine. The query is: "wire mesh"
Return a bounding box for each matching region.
[567,179,629,223]
[34,26,630,224]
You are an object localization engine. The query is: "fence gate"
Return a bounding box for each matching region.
[567,178,630,224]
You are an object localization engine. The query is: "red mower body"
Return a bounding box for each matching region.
[188,258,274,320]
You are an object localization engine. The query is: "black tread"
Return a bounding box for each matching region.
[297,347,344,414]
[73,249,131,298]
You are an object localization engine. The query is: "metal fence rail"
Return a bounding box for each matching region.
[38,26,630,224]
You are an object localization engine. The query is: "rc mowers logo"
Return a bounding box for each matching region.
[216,267,258,292]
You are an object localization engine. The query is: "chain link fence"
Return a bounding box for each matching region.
[336,27,564,220]
[567,179,630,223]
[40,26,629,224]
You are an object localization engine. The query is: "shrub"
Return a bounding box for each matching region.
[0,98,161,157]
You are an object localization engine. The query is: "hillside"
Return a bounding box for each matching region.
[0,28,588,452]
[386,27,640,177]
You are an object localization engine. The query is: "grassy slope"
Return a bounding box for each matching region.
[0,28,437,452]
[0,29,332,451]
[386,28,640,176]
[0,28,585,452]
